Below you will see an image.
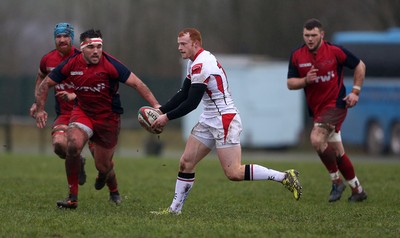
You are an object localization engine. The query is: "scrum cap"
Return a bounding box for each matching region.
[54,23,74,41]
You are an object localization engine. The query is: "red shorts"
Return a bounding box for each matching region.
[51,114,71,136]
[53,114,71,127]
[314,107,347,132]
[70,106,121,149]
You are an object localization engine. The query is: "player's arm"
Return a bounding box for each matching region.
[350,60,366,95]
[151,81,206,130]
[35,76,57,128]
[343,60,366,108]
[56,91,77,102]
[287,66,318,90]
[124,72,160,109]
[165,82,205,120]
[159,77,191,114]
[29,69,47,118]
[340,46,365,96]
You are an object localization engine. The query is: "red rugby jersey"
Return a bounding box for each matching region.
[287,41,360,118]
[48,52,131,117]
[39,46,79,116]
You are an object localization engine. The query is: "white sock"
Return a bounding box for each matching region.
[169,173,194,212]
[329,171,341,181]
[246,164,285,182]
[347,176,363,193]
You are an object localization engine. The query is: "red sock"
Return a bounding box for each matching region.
[66,156,80,196]
[106,169,118,192]
[318,145,338,173]
[337,153,356,180]
[106,160,118,192]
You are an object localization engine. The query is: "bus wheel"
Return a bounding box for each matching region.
[365,121,385,155]
[390,122,400,155]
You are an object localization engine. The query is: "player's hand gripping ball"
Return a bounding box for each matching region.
[138,106,163,134]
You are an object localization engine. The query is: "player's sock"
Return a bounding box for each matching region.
[169,172,195,213]
[65,156,80,195]
[106,169,118,192]
[244,164,285,181]
[318,145,339,174]
[347,176,363,193]
[336,153,356,180]
[329,171,341,181]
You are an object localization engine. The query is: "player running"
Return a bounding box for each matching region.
[29,23,87,186]
[151,28,302,215]
[287,18,367,202]
[34,29,160,209]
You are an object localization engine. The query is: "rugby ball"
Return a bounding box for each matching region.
[138,106,163,134]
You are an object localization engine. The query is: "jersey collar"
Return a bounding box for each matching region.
[193,48,204,61]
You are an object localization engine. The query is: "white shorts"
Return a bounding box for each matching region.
[191,113,242,149]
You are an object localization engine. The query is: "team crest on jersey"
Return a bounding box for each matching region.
[191,63,203,75]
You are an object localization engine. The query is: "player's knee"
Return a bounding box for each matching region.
[96,165,109,174]
[224,169,242,181]
[179,160,189,172]
[52,129,68,158]
[53,142,66,159]
[179,156,194,172]
[66,141,82,158]
[310,140,321,151]
[95,161,112,174]
[310,134,325,151]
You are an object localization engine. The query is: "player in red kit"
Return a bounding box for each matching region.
[287,18,367,202]
[29,23,87,186]
[34,29,160,209]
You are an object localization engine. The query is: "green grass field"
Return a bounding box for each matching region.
[0,152,399,238]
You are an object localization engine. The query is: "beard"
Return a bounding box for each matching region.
[56,43,72,56]
[308,38,322,53]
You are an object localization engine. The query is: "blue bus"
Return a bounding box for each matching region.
[332,28,400,155]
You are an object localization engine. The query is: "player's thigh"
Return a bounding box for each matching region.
[180,135,211,172]
[67,126,88,153]
[310,124,331,145]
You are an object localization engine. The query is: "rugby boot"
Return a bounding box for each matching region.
[328,181,346,202]
[109,191,122,205]
[56,194,78,209]
[348,189,367,202]
[95,173,107,190]
[282,169,302,200]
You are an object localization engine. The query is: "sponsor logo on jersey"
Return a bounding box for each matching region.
[299,63,312,68]
[315,70,335,83]
[75,83,106,92]
[71,71,84,76]
[55,82,75,91]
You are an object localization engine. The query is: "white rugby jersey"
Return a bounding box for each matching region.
[186,49,238,118]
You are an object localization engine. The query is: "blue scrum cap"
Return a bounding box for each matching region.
[54,23,74,41]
